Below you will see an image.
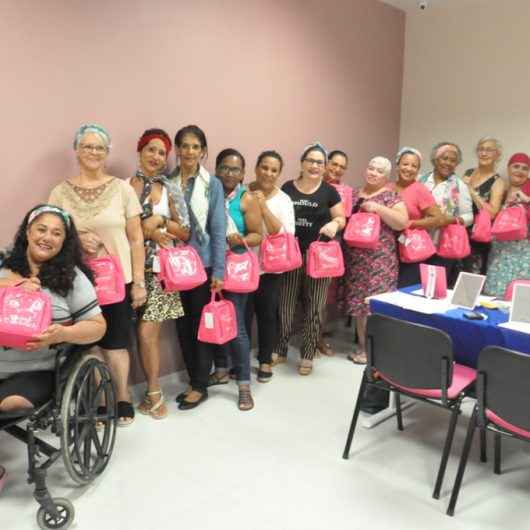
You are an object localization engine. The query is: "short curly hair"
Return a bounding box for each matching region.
[3,205,93,297]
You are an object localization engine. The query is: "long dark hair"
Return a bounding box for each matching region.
[4,205,94,297]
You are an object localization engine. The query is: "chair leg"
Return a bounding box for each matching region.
[395,392,404,431]
[433,400,460,499]
[494,432,501,475]
[480,427,487,463]
[342,372,367,459]
[446,406,478,516]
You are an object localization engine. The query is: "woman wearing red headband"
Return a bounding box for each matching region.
[484,153,530,297]
[127,129,190,419]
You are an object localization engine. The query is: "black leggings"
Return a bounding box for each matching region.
[0,371,54,408]
[245,273,282,365]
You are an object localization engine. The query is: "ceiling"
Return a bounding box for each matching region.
[380,0,480,11]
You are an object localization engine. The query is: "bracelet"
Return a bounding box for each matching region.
[133,280,146,289]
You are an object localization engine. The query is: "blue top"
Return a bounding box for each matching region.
[227,186,247,235]
[179,173,227,281]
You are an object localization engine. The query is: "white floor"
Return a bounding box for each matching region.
[2,331,530,530]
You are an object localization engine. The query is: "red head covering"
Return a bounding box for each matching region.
[137,129,172,157]
[508,152,530,167]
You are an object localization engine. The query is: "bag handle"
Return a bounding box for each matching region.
[210,289,225,303]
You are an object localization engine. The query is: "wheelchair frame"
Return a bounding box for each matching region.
[0,344,118,529]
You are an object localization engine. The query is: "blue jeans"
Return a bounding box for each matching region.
[213,292,251,385]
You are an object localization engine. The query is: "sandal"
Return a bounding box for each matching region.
[117,401,135,427]
[238,387,254,411]
[138,390,167,420]
[0,465,7,494]
[347,351,367,365]
[298,359,313,376]
[208,372,230,386]
[271,353,287,366]
[257,364,273,383]
[95,405,107,432]
[317,340,335,356]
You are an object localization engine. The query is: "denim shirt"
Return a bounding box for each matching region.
[176,172,227,280]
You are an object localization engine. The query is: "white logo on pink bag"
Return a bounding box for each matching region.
[169,253,197,276]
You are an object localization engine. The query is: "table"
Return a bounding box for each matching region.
[359,285,530,428]
[369,285,530,368]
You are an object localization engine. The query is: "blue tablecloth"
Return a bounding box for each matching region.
[369,285,530,368]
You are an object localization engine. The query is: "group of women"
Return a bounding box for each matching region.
[0,127,529,450]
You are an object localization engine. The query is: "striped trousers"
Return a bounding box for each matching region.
[275,266,331,360]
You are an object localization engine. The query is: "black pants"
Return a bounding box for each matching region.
[245,273,282,365]
[397,261,421,288]
[175,269,217,393]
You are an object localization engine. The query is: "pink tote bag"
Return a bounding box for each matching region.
[198,291,237,345]
[419,264,447,299]
[344,212,380,249]
[158,244,207,292]
[260,232,302,273]
[306,239,345,279]
[471,209,493,243]
[399,228,436,263]
[491,206,528,241]
[224,242,260,293]
[0,287,52,348]
[331,183,353,218]
[437,222,471,259]
[86,254,126,306]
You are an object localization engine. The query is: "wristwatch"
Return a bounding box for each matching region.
[134,280,146,289]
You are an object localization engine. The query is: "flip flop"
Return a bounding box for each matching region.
[347,352,367,365]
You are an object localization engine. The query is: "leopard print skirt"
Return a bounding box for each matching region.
[140,272,184,322]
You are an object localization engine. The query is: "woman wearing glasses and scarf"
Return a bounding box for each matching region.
[127,129,190,419]
[274,143,345,376]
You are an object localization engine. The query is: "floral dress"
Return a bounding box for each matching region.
[484,199,530,297]
[338,189,401,317]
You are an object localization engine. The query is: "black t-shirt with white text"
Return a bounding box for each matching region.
[281,180,341,253]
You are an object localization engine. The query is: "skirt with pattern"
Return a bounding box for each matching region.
[140,272,184,322]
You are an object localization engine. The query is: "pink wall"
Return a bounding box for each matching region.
[0,0,404,379]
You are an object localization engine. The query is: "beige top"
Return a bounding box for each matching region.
[48,178,142,283]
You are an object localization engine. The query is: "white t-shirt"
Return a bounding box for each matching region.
[254,188,296,274]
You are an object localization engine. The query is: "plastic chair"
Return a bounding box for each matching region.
[342,313,477,499]
[446,346,530,516]
[503,279,530,301]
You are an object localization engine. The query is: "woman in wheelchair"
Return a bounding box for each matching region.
[0,204,106,414]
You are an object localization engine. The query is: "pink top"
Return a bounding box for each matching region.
[388,181,436,220]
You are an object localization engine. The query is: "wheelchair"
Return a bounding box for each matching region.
[0,345,118,529]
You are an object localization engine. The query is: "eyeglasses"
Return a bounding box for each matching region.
[477,147,497,154]
[218,165,242,176]
[80,144,107,154]
[304,158,325,167]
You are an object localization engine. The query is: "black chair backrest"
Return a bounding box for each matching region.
[477,346,530,432]
[367,313,454,391]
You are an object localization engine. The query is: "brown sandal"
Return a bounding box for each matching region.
[298,359,313,376]
[238,387,254,411]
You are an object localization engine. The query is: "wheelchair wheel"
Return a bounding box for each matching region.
[36,497,75,529]
[60,354,117,485]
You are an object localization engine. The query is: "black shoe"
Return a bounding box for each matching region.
[175,391,188,404]
[257,369,273,383]
[360,406,387,415]
[178,392,208,410]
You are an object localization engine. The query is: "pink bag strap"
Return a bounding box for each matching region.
[210,289,225,303]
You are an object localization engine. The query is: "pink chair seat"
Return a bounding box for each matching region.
[485,409,530,440]
[380,363,476,400]
[504,279,530,301]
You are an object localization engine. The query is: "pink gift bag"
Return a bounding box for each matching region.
[198,291,237,345]
[0,287,52,348]
[504,279,530,301]
[399,228,436,263]
[306,239,345,279]
[471,209,493,243]
[86,254,126,306]
[437,223,471,259]
[491,206,528,241]
[344,213,380,249]
[158,245,207,292]
[224,242,260,293]
[260,232,302,273]
[419,264,447,299]
[331,183,353,217]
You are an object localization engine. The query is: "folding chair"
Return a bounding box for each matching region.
[342,313,477,499]
[447,346,530,516]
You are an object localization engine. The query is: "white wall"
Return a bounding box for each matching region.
[400,0,530,177]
